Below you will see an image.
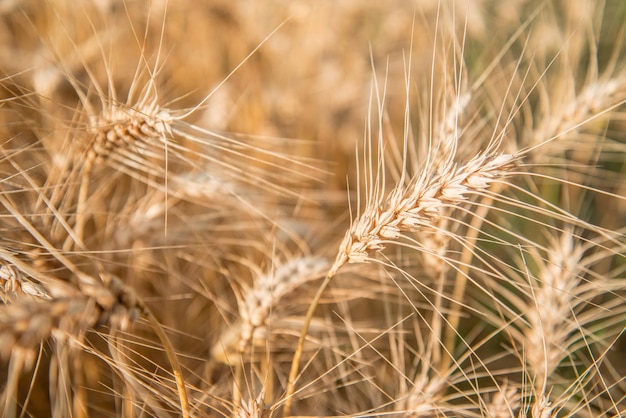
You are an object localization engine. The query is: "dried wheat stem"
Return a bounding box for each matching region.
[444,196,491,356]
[66,156,93,251]
[1,349,27,418]
[88,273,190,418]
[283,272,332,417]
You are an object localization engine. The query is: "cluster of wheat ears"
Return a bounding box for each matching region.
[0,0,625,417]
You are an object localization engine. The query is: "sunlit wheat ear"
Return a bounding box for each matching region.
[332,149,516,271]
[410,78,474,271]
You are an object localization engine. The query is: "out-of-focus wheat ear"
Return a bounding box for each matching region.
[69,98,175,250]
[391,313,516,418]
[524,66,626,156]
[81,272,190,417]
[0,271,123,417]
[485,382,520,418]
[211,256,328,411]
[483,224,626,416]
[523,230,586,389]
[211,256,328,364]
[237,256,329,356]
[529,394,556,418]
[0,295,98,367]
[396,371,446,416]
[237,390,271,418]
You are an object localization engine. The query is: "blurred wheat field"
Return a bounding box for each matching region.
[0,0,625,416]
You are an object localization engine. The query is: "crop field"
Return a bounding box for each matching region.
[0,1,625,416]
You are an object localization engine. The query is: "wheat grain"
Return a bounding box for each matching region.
[0,263,50,302]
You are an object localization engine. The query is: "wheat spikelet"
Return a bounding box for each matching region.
[530,394,556,418]
[237,391,271,418]
[87,99,172,166]
[0,263,50,302]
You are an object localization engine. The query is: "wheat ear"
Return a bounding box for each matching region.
[523,231,586,388]
[486,383,520,418]
[0,190,190,416]
[284,146,517,415]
